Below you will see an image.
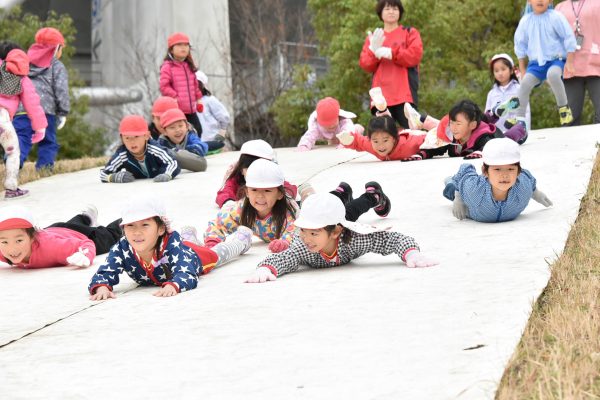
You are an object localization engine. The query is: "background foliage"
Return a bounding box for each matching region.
[0,6,107,160]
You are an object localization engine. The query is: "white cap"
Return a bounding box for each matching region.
[195,70,208,85]
[490,53,514,68]
[245,158,285,188]
[482,138,520,165]
[120,198,167,225]
[240,139,275,160]
[0,205,35,230]
[295,192,346,229]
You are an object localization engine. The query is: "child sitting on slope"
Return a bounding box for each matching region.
[157,108,208,172]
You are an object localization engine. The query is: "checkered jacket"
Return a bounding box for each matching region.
[259,230,420,277]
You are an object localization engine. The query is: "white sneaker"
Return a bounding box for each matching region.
[180,225,200,245]
[81,204,98,227]
[404,103,423,130]
[369,87,387,112]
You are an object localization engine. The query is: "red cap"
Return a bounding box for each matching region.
[316,97,340,126]
[5,49,29,76]
[160,108,187,128]
[35,27,65,46]
[119,115,149,136]
[0,206,34,231]
[168,32,190,48]
[152,96,178,117]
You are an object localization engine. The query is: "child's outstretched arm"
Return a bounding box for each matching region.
[88,241,126,300]
[245,234,305,282]
[351,231,432,267]
[153,236,200,296]
[147,142,181,182]
[185,133,209,157]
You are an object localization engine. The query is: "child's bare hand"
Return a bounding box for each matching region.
[153,285,178,297]
[90,286,117,301]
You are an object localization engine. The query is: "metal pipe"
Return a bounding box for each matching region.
[72,86,143,106]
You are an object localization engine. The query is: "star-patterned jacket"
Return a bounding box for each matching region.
[88,231,202,294]
[258,230,420,277]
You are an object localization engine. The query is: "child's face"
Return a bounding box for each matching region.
[122,133,150,157]
[123,218,165,256]
[493,60,512,86]
[370,131,396,157]
[0,229,33,264]
[152,115,166,133]
[164,120,188,144]
[299,227,341,253]
[529,0,551,14]
[246,187,284,218]
[450,113,477,144]
[171,43,190,60]
[483,164,519,195]
[322,121,339,133]
[381,4,401,24]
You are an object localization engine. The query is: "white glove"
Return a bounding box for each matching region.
[452,192,469,220]
[336,130,355,146]
[405,250,439,268]
[57,116,67,130]
[369,87,387,111]
[67,247,91,267]
[375,47,392,60]
[532,189,553,207]
[245,267,277,283]
[368,28,385,53]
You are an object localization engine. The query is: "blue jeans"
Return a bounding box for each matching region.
[13,113,59,169]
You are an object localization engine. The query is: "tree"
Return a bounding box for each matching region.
[0,6,108,159]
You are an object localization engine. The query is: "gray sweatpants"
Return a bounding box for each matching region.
[564,76,600,125]
[516,66,568,118]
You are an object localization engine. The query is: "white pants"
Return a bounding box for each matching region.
[0,108,21,190]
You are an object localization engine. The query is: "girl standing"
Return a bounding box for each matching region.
[159,32,203,136]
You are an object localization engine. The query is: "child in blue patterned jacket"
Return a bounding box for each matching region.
[443,138,553,223]
[157,108,208,172]
[88,198,252,300]
[100,115,180,183]
[245,192,438,283]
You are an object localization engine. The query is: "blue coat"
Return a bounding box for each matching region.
[158,131,208,157]
[88,232,203,294]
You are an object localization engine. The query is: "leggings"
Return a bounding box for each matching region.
[48,214,122,255]
[516,67,568,117]
[371,103,412,130]
[330,191,378,222]
[185,113,203,138]
[564,76,600,125]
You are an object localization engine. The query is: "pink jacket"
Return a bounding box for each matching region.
[0,74,47,131]
[297,110,364,150]
[0,228,95,268]
[159,59,202,114]
[555,0,600,78]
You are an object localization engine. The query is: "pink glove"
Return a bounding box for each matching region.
[196,102,204,113]
[245,267,277,283]
[268,239,290,253]
[463,151,482,159]
[32,129,45,144]
[405,250,439,268]
[402,154,423,162]
[204,237,222,248]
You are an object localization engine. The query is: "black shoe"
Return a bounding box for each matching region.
[332,182,353,206]
[365,181,391,217]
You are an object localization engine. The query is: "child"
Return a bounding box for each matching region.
[157,108,208,172]
[296,97,363,151]
[245,192,437,283]
[100,115,180,183]
[444,138,553,222]
[511,0,577,128]
[149,96,178,140]
[159,32,203,136]
[205,159,298,253]
[485,54,531,136]
[13,27,70,171]
[0,48,47,199]
[195,70,228,152]
[88,198,252,300]
[0,204,121,268]
[402,99,526,161]
[215,139,297,207]
[336,115,426,161]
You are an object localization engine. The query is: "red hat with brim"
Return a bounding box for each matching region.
[168,32,190,48]
[152,96,179,117]
[119,115,149,136]
[35,27,65,46]
[5,49,30,76]
[160,108,187,128]
[316,97,341,127]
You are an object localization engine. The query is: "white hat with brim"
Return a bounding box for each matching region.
[195,70,208,86]
[240,139,275,161]
[120,198,167,226]
[490,53,514,68]
[245,158,285,188]
[482,137,521,165]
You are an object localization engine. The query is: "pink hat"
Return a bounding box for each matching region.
[0,206,34,231]
[168,32,190,48]
[119,115,149,136]
[316,97,340,127]
[35,27,65,46]
[152,96,179,117]
[160,108,186,128]
[5,49,30,76]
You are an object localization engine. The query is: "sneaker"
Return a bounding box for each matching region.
[4,188,29,200]
[81,204,98,227]
[207,148,223,156]
[369,87,387,112]
[492,96,520,117]
[213,134,226,142]
[332,182,353,206]
[404,102,423,130]
[365,181,391,217]
[229,225,253,255]
[504,117,527,132]
[180,225,200,245]
[442,177,456,201]
[559,105,573,126]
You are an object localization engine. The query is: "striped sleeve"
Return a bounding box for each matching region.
[147,143,180,178]
[100,151,129,182]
